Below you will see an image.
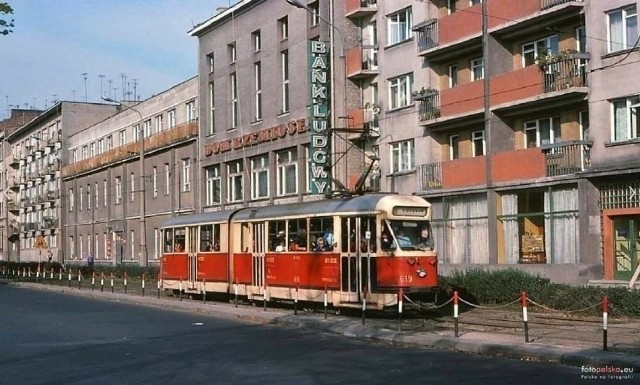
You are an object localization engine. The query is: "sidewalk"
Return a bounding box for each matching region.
[10,281,640,371]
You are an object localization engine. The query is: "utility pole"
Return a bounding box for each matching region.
[82,73,88,102]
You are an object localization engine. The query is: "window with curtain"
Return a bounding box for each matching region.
[612,96,639,141]
[607,5,637,53]
[388,74,412,110]
[388,8,412,45]
[390,139,414,173]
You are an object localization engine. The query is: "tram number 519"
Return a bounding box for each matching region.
[399,275,413,283]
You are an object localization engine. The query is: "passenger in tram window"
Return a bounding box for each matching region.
[417,225,434,251]
[174,242,184,252]
[381,224,393,250]
[295,228,307,250]
[275,237,286,252]
[213,239,221,252]
[313,236,330,252]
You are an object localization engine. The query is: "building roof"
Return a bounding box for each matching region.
[188,0,259,37]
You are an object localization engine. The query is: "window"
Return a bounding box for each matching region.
[72,149,78,163]
[388,8,412,45]
[252,30,261,52]
[251,155,269,199]
[98,139,104,154]
[143,120,151,138]
[182,158,191,192]
[277,148,298,196]
[106,135,113,150]
[154,228,159,260]
[133,124,140,142]
[130,172,135,202]
[205,165,221,206]
[230,72,239,129]
[79,186,83,211]
[119,130,126,146]
[281,51,290,113]
[208,82,215,136]
[86,184,91,210]
[103,180,107,207]
[309,1,320,27]
[90,143,96,157]
[524,117,561,148]
[207,52,215,73]
[607,5,637,53]
[471,58,484,81]
[82,145,88,160]
[115,176,122,204]
[470,0,482,5]
[227,160,244,202]
[254,62,262,121]
[228,42,236,63]
[155,115,163,134]
[447,0,456,14]
[522,35,558,67]
[130,230,135,261]
[279,16,289,40]
[472,130,486,156]
[449,135,459,160]
[390,139,415,173]
[165,163,170,195]
[388,74,412,110]
[612,96,640,141]
[448,64,458,87]
[69,188,74,211]
[95,182,99,208]
[152,166,158,198]
[168,109,176,128]
[186,100,197,122]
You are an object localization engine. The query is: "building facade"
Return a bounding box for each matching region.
[5,103,118,263]
[0,109,43,261]
[62,78,198,266]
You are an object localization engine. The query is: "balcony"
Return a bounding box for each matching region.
[46,190,59,201]
[42,216,59,229]
[346,46,379,79]
[21,222,37,232]
[63,120,198,178]
[419,143,588,191]
[540,57,588,93]
[415,90,441,122]
[345,0,377,19]
[9,155,19,168]
[541,140,592,176]
[7,199,19,212]
[9,224,19,238]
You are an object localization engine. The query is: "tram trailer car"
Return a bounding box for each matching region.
[161,194,438,310]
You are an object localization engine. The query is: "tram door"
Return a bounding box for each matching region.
[340,217,375,302]
[252,223,265,289]
[187,226,198,289]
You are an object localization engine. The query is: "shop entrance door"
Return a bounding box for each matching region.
[613,216,640,280]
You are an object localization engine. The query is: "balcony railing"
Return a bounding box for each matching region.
[541,57,588,93]
[414,19,438,52]
[540,0,582,11]
[419,163,443,190]
[541,140,592,176]
[416,91,441,121]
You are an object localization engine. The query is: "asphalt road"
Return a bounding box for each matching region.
[0,284,614,385]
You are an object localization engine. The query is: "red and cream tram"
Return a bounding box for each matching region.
[160,194,438,310]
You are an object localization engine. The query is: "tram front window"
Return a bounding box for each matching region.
[385,220,433,251]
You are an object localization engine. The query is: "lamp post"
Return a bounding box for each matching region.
[102,97,148,267]
[285,0,348,194]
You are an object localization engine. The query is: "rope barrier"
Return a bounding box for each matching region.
[402,294,453,310]
[457,297,521,309]
[526,297,602,314]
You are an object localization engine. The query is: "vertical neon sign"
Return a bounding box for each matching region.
[308,40,331,195]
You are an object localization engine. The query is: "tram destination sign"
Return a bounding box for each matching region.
[308,40,331,195]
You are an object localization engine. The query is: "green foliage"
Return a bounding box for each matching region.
[439,268,640,317]
[0,261,159,280]
[0,2,14,36]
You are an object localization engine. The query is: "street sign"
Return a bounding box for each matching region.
[34,235,48,250]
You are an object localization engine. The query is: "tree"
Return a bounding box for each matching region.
[0,2,14,36]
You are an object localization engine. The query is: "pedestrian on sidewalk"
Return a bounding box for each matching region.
[87,252,94,272]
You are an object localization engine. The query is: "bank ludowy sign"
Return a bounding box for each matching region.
[308,40,331,195]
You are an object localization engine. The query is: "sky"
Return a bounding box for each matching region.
[0,0,232,119]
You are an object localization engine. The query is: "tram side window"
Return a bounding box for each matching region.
[174,228,186,252]
[341,218,356,253]
[310,216,333,252]
[164,229,174,253]
[288,218,307,251]
[200,224,221,252]
[269,220,287,252]
[341,217,377,253]
[362,217,376,253]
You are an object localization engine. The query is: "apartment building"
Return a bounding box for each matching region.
[584,0,640,283]
[0,109,43,261]
[62,77,198,267]
[5,103,118,263]
[190,0,371,213]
